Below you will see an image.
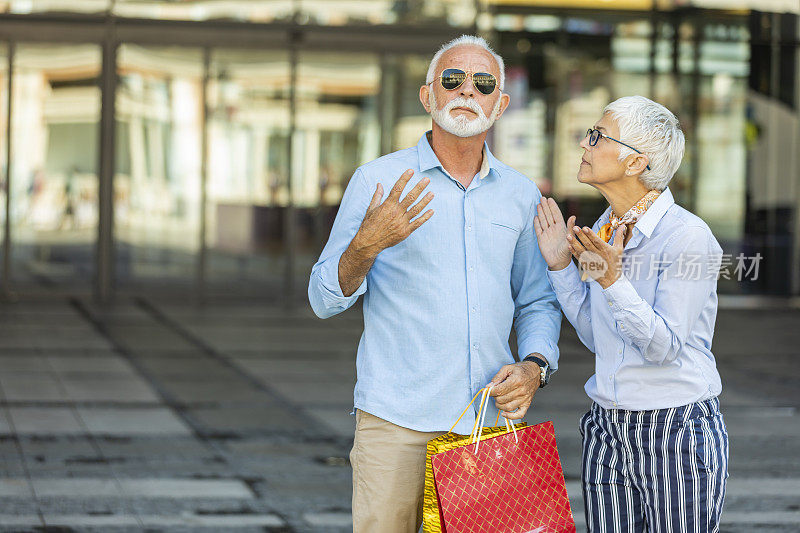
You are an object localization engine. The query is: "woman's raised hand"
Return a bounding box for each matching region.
[533,197,576,271]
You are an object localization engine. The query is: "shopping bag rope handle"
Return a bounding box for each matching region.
[448,385,518,454]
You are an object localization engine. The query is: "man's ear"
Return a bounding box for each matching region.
[419,85,431,113]
[494,93,511,120]
[625,153,650,176]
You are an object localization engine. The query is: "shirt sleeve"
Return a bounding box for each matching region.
[546,261,596,354]
[308,168,371,319]
[511,191,563,370]
[601,224,721,365]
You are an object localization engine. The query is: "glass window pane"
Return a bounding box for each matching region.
[10,44,101,291]
[115,45,203,291]
[294,51,380,280]
[205,49,291,295]
[392,55,431,152]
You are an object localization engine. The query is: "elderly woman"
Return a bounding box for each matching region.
[535,96,728,532]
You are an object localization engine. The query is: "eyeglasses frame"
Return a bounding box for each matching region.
[586,128,651,171]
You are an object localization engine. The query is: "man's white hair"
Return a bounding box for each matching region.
[426,35,505,92]
[603,95,685,191]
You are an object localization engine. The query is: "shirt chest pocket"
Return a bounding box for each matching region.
[479,219,521,271]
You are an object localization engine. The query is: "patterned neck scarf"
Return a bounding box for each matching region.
[597,189,661,243]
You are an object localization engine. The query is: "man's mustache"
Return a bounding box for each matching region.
[441,98,485,119]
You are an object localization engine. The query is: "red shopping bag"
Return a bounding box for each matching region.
[430,386,576,533]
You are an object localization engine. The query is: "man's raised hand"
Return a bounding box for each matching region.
[353,169,435,256]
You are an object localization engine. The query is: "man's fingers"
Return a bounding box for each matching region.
[406,192,434,219]
[491,374,519,397]
[367,183,383,211]
[502,403,530,420]
[494,390,524,406]
[388,169,415,201]
[408,209,434,232]
[496,396,524,411]
[399,177,431,209]
[489,365,513,387]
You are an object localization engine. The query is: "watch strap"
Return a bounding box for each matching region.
[522,355,550,388]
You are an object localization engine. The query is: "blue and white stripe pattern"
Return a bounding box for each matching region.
[580,397,729,533]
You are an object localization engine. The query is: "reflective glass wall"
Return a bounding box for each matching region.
[493,12,760,295]
[0,4,795,300]
[204,49,291,294]
[293,51,381,281]
[115,45,203,291]
[9,44,100,291]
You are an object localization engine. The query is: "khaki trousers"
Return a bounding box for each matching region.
[350,409,446,532]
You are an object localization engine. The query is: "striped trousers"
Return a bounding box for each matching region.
[580,397,729,533]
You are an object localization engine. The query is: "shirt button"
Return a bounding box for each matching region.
[471,306,476,311]
[469,266,474,272]
[473,343,478,348]
[467,225,472,231]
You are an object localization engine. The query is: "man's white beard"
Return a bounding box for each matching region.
[429,91,502,138]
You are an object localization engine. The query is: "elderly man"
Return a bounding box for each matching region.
[535,96,728,532]
[308,35,561,531]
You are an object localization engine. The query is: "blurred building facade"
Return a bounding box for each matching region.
[0,0,796,303]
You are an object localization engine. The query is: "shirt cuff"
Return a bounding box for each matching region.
[317,252,367,308]
[518,337,560,371]
[601,274,641,314]
[546,261,583,295]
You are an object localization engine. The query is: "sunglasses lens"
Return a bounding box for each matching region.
[441,69,466,90]
[473,73,496,95]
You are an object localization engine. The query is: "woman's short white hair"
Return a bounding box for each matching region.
[603,95,685,191]
[426,35,505,92]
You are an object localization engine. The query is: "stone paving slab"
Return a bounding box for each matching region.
[76,407,193,435]
[0,299,796,532]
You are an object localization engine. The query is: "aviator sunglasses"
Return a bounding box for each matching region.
[429,68,497,95]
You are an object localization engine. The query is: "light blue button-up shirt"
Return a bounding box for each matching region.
[308,132,561,433]
[546,187,723,411]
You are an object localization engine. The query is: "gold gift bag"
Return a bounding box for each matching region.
[422,385,526,532]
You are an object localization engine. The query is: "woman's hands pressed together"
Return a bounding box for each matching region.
[534,197,627,289]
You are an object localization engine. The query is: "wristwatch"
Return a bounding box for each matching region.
[522,355,551,388]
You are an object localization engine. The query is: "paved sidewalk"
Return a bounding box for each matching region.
[0,297,798,531]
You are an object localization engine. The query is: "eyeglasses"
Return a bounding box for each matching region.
[586,128,651,171]
[428,68,497,95]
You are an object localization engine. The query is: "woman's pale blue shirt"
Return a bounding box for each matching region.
[546,187,723,411]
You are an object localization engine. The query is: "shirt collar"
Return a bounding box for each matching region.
[597,187,675,239]
[633,187,675,238]
[417,130,496,180]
